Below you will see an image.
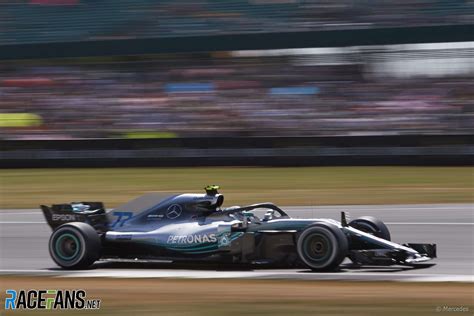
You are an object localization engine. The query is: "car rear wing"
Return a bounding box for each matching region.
[40,202,109,232]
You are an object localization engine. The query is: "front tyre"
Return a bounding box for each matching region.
[349,216,391,241]
[49,222,101,269]
[296,223,348,272]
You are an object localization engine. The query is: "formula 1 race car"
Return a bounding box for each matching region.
[41,186,436,270]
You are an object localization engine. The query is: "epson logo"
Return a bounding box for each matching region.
[52,214,77,221]
[167,234,217,244]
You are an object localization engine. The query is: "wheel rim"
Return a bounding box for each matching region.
[303,233,332,263]
[55,233,80,261]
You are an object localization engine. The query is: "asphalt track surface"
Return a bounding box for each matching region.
[1,204,472,282]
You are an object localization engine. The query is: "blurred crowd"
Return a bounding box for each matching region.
[0,48,472,139]
[0,0,473,45]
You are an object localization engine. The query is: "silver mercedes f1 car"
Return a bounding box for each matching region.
[41,186,436,270]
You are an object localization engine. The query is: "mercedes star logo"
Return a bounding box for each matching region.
[166,204,182,219]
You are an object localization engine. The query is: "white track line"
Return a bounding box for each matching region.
[0,212,42,215]
[287,206,474,211]
[0,269,471,282]
[386,222,474,225]
[1,221,473,225]
[0,221,45,224]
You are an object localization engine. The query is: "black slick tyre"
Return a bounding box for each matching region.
[296,223,348,271]
[349,216,391,241]
[49,222,101,269]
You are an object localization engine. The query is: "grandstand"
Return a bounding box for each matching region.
[0,0,472,141]
[0,43,472,140]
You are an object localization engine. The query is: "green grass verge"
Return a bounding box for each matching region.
[0,167,472,208]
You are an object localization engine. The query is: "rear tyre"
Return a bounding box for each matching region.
[349,216,391,241]
[296,223,348,272]
[49,222,101,269]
